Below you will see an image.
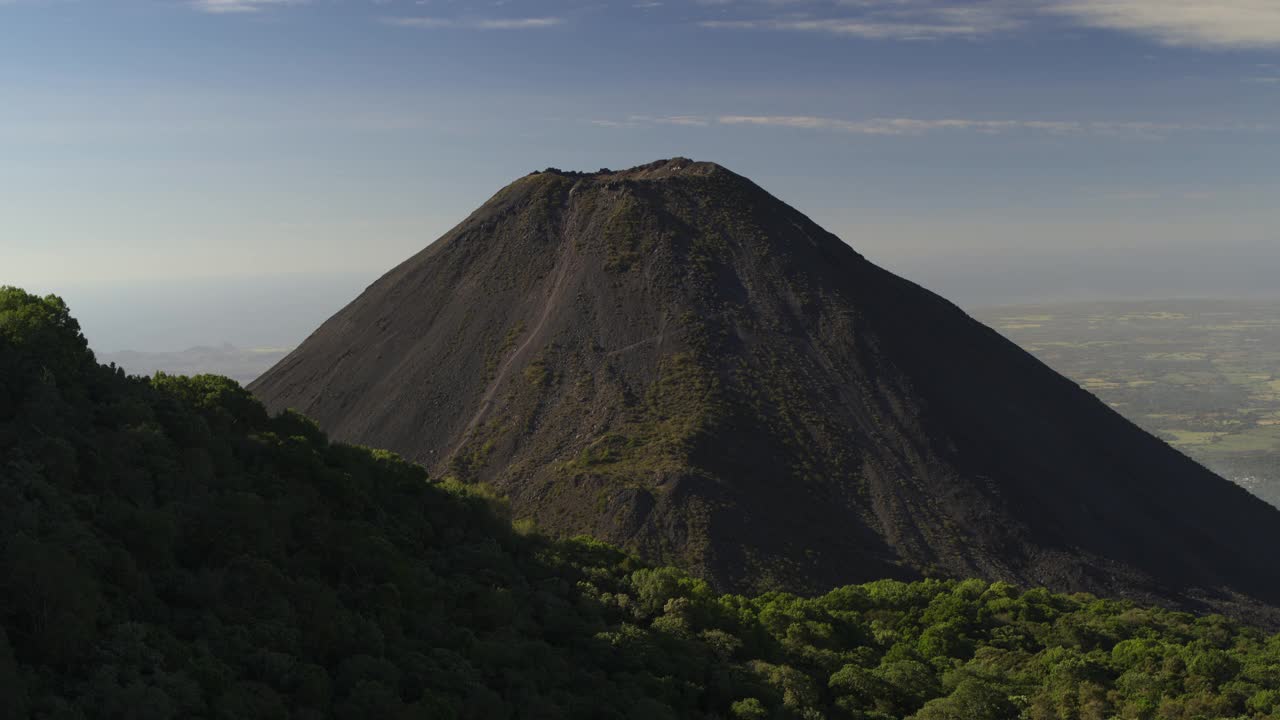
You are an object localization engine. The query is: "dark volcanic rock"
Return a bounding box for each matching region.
[251,158,1280,620]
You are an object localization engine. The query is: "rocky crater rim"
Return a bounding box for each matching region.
[530,157,731,183]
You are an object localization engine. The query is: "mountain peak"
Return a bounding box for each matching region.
[536,157,728,182]
[251,162,1280,622]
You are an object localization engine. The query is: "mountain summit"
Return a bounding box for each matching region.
[251,158,1280,617]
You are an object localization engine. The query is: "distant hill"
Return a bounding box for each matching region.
[250,158,1280,620]
[10,285,1280,720]
[102,343,289,384]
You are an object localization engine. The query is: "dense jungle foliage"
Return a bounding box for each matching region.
[6,285,1280,720]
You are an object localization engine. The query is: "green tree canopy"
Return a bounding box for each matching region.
[5,289,1280,719]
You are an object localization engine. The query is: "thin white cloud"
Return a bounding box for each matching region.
[1044,0,1280,49]
[717,115,1178,136]
[700,17,1002,39]
[590,115,711,128]
[592,113,1274,138]
[729,115,1277,136]
[658,115,711,126]
[191,0,302,13]
[699,3,1021,40]
[473,17,563,29]
[386,16,563,29]
[697,1,1280,49]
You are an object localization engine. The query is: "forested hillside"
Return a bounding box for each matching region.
[7,285,1280,720]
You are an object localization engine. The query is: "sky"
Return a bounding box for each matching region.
[2,0,1279,351]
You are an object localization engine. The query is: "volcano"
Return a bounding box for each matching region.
[251,158,1280,618]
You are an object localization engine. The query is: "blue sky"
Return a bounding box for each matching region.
[2,0,1279,349]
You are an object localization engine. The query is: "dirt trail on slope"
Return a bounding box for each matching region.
[446,229,579,464]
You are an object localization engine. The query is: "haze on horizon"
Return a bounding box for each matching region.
[2,0,1278,352]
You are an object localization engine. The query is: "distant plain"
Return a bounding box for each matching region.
[101,345,290,385]
[975,300,1280,507]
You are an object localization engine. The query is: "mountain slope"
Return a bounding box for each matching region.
[251,158,1280,617]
